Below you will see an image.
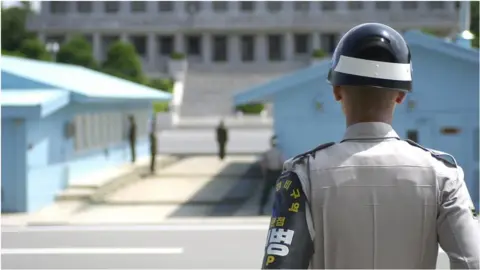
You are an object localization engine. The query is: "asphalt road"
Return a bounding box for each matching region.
[157,129,273,154]
[1,224,269,269]
[2,224,452,269]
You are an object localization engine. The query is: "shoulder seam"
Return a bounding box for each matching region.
[403,139,457,168]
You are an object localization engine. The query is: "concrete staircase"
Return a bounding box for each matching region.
[179,66,302,117]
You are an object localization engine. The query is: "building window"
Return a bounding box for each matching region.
[294,34,309,54]
[131,1,146,12]
[266,1,282,12]
[212,1,228,12]
[320,1,336,11]
[401,1,418,9]
[268,34,283,61]
[239,1,255,12]
[158,36,174,56]
[407,130,418,143]
[50,1,68,14]
[185,1,201,14]
[212,35,228,62]
[104,1,120,13]
[321,33,337,54]
[158,1,174,12]
[347,1,363,10]
[76,1,92,13]
[428,1,444,9]
[375,1,390,10]
[294,1,310,11]
[186,35,201,55]
[130,36,147,57]
[240,35,255,62]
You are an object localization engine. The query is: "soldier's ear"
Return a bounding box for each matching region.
[333,86,342,101]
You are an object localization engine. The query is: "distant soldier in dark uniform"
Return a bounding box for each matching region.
[216,120,228,160]
[128,115,137,163]
[149,114,158,174]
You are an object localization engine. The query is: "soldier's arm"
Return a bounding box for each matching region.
[437,166,480,269]
[261,171,314,269]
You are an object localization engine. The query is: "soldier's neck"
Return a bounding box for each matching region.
[346,115,393,127]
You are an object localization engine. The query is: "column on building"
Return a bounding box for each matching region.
[147,33,157,70]
[120,33,129,43]
[229,1,239,16]
[174,32,184,54]
[38,32,46,44]
[202,33,211,64]
[93,33,102,61]
[284,32,293,61]
[256,34,267,62]
[229,35,240,64]
[337,1,348,13]
[120,1,129,15]
[312,32,321,51]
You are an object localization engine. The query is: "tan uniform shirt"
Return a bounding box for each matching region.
[266,122,479,269]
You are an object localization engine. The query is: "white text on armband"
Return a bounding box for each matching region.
[266,228,295,256]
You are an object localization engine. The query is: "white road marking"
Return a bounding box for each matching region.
[2,224,270,232]
[1,247,184,255]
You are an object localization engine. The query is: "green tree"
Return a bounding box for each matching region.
[102,41,144,83]
[1,4,34,51]
[149,78,175,113]
[57,35,98,69]
[18,38,51,61]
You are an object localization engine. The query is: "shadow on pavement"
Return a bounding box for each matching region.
[168,160,263,217]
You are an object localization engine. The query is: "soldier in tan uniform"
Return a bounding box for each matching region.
[261,23,479,269]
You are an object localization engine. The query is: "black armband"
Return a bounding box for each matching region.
[261,171,314,269]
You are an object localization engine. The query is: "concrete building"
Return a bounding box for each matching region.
[1,56,172,213]
[233,30,479,211]
[26,1,461,117]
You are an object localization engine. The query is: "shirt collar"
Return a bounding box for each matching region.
[342,122,399,141]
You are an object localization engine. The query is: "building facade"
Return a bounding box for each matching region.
[1,56,171,213]
[27,1,460,76]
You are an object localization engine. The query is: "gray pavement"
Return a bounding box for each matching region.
[157,129,272,154]
[2,224,268,269]
[2,223,453,269]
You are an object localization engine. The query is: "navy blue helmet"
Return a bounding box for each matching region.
[327,23,412,92]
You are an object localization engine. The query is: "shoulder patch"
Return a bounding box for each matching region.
[282,142,335,172]
[292,142,335,164]
[404,139,457,168]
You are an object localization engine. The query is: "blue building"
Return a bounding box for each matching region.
[1,56,172,213]
[234,30,479,211]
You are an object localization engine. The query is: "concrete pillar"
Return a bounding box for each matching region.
[93,33,102,61]
[256,34,267,62]
[38,32,46,43]
[147,33,157,69]
[174,33,184,53]
[229,34,240,64]
[202,33,211,64]
[312,32,320,51]
[120,33,129,43]
[284,32,293,61]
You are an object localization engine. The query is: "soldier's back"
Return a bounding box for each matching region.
[304,139,454,269]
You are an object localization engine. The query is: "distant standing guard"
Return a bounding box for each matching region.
[216,120,228,160]
[128,115,137,163]
[149,114,158,174]
[258,135,284,215]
